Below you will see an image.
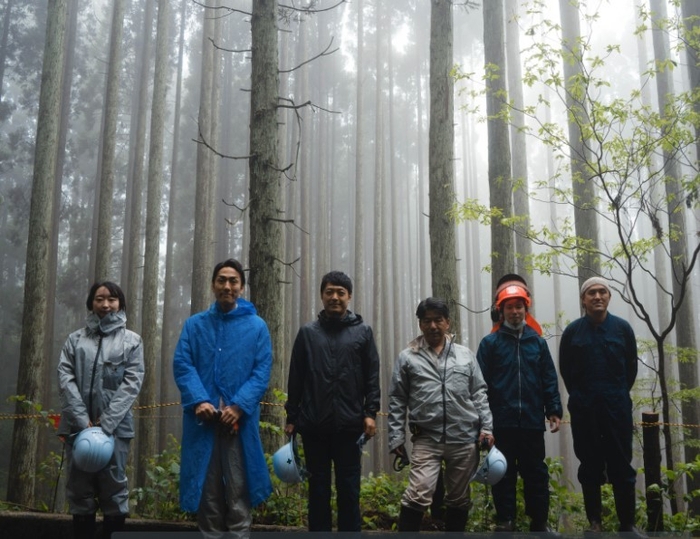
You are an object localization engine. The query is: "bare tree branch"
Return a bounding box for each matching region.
[279,37,338,73]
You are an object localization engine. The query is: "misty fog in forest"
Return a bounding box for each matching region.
[1,0,700,523]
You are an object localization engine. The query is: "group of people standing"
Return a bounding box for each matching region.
[55,260,646,538]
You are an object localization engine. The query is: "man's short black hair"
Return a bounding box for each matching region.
[320,271,353,295]
[416,297,450,320]
[86,281,126,312]
[211,259,246,286]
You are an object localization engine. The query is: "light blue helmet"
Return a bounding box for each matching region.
[472,446,507,485]
[72,427,115,473]
[273,435,306,484]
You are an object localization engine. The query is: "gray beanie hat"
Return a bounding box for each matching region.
[580,277,611,296]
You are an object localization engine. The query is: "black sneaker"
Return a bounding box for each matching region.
[494,520,515,532]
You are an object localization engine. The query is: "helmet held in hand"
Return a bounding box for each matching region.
[472,446,507,485]
[72,427,115,473]
[272,434,306,484]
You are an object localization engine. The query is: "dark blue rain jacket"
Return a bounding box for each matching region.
[477,324,562,430]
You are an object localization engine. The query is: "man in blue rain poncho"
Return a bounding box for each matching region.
[174,259,272,537]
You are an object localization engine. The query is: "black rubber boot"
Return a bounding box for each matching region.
[613,484,648,539]
[398,505,424,532]
[73,514,96,539]
[582,483,603,533]
[443,506,469,532]
[102,514,126,539]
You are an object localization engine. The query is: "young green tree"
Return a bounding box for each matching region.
[454,0,700,511]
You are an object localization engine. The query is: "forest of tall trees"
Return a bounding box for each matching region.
[2,0,700,525]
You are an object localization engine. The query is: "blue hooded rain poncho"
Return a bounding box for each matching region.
[173,298,273,511]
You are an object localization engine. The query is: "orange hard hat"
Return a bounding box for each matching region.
[495,284,531,309]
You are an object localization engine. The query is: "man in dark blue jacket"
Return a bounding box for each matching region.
[477,276,562,533]
[284,271,381,531]
[560,277,645,538]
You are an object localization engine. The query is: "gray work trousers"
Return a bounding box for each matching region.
[65,436,130,515]
[197,429,251,539]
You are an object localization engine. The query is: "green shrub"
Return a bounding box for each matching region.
[130,434,188,521]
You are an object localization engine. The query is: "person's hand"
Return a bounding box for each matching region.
[391,444,407,458]
[548,415,561,433]
[363,417,376,439]
[284,423,295,436]
[478,432,494,449]
[195,402,218,422]
[221,404,242,427]
[391,444,410,471]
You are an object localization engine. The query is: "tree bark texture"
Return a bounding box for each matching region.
[191,0,216,315]
[93,0,126,282]
[484,0,514,292]
[559,0,600,285]
[651,0,700,511]
[138,0,169,493]
[428,0,461,337]
[248,0,283,453]
[7,0,67,507]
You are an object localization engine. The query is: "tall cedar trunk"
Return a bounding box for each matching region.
[210,1,222,259]
[298,24,313,323]
[460,107,484,347]
[484,0,514,292]
[505,0,533,291]
[160,0,188,451]
[387,6,402,358]
[372,6,386,473]
[137,0,169,493]
[7,0,67,507]
[124,1,154,333]
[429,0,461,337]
[191,0,216,315]
[651,0,699,510]
[414,12,429,299]
[92,0,126,282]
[353,0,366,318]
[278,25,294,366]
[679,0,700,513]
[248,0,283,453]
[38,0,77,508]
[558,0,599,286]
[0,0,13,103]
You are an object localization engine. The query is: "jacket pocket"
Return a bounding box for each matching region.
[103,358,126,390]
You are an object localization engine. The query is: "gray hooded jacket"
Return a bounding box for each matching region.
[388,335,493,451]
[57,311,144,438]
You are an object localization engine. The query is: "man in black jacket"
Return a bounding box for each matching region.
[284,271,381,531]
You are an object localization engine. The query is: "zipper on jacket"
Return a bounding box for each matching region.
[88,335,104,424]
[516,332,522,425]
[441,340,452,440]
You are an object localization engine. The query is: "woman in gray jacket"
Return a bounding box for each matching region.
[57,282,144,539]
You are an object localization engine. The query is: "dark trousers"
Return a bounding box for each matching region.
[570,398,636,488]
[491,428,550,523]
[301,431,362,531]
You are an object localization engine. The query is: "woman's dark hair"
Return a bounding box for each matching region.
[211,259,246,286]
[86,281,126,312]
[320,271,353,295]
[416,297,450,320]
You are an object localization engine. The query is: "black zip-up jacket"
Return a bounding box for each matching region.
[476,324,562,430]
[285,310,381,434]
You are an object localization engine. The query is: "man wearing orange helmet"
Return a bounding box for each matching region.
[477,275,562,533]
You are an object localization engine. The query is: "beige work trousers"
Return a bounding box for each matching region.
[401,437,479,511]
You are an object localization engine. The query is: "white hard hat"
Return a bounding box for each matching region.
[272,434,306,484]
[72,427,115,473]
[472,446,507,485]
